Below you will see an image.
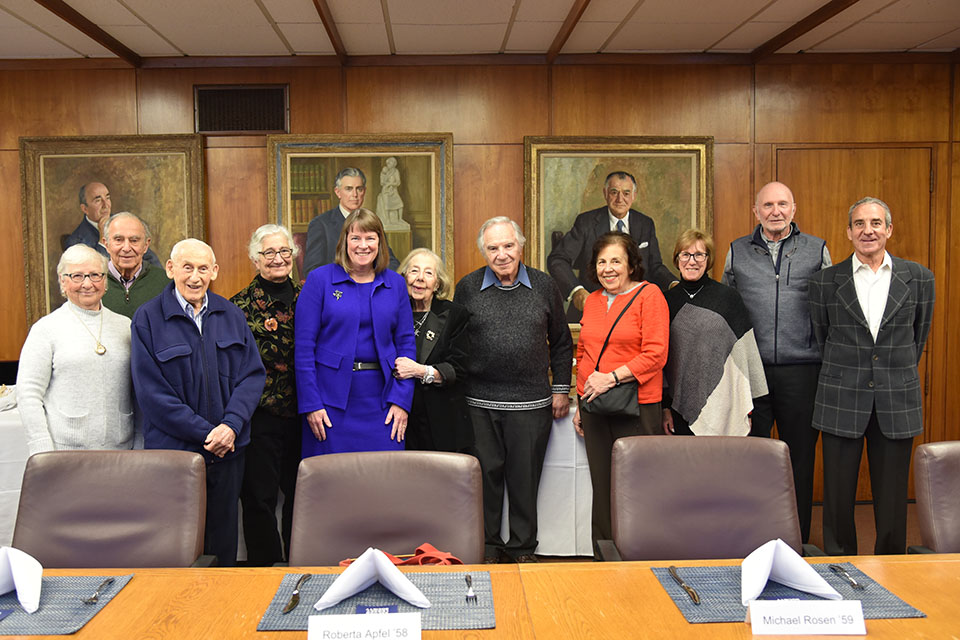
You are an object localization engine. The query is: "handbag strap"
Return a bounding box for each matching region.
[594,283,648,371]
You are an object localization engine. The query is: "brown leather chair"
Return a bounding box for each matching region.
[601,436,805,561]
[910,441,960,553]
[288,451,483,566]
[13,450,209,567]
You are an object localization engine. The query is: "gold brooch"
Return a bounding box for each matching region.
[333,290,343,300]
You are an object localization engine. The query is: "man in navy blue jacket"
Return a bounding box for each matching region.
[131,238,265,566]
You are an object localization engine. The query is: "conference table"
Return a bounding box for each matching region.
[6,554,957,639]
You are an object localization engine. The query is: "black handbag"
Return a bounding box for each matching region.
[579,284,647,417]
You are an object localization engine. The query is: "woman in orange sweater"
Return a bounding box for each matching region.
[572,231,670,546]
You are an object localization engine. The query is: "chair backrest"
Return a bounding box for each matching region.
[611,436,802,560]
[288,451,484,566]
[913,441,960,553]
[13,450,205,568]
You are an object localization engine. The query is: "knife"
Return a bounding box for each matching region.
[829,564,865,590]
[668,566,701,605]
[282,573,312,614]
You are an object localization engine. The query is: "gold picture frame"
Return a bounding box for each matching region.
[19,134,206,325]
[267,133,454,278]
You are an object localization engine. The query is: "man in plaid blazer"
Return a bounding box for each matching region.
[808,197,934,555]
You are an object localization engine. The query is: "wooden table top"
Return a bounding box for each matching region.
[7,554,958,639]
[518,554,960,640]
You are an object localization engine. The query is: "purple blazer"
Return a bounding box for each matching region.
[294,263,415,414]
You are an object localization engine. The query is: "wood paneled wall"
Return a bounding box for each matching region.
[1,59,958,447]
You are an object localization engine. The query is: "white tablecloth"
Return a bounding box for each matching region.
[499,410,594,557]
[0,406,594,557]
[0,407,29,547]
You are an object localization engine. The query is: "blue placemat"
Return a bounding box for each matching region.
[258,571,495,631]
[0,574,133,635]
[652,563,925,624]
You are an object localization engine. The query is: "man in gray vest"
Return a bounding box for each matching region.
[722,181,831,544]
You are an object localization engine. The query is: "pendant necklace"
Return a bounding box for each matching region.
[684,285,705,299]
[68,303,106,355]
[413,311,428,337]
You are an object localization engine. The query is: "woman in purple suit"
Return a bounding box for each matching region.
[295,208,415,455]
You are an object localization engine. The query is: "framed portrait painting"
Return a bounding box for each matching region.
[524,135,714,325]
[19,134,206,325]
[266,133,454,279]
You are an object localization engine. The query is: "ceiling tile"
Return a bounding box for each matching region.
[0,25,80,56]
[387,0,515,24]
[392,23,506,53]
[868,0,960,22]
[911,27,960,49]
[58,0,143,25]
[278,22,334,54]
[580,0,633,22]
[608,21,741,52]
[259,0,321,23]
[710,21,792,51]
[123,0,289,55]
[0,0,115,56]
[337,22,391,55]
[504,21,563,52]
[562,21,617,53]
[515,0,575,22]
[808,20,957,51]
[752,0,830,22]
[631,0,770,24]
[108,25,180,55]
[327,0,383,23]
[780,20,849,52]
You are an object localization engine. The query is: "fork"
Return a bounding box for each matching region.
[464,574,477,604]
[82,577,115,605]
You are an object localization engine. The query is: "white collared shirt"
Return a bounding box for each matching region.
[173,286,208,334]
[852,251,893,341]
[339,205,353,219]
[608,209,629,234]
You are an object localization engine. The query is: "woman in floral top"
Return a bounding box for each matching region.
[231,224,301,566]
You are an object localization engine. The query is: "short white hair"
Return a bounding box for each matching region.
[57,245,107,297]
[104,212,152,240]
[476,217,525,253]
[170,238,216,264]
[247,224,298,264]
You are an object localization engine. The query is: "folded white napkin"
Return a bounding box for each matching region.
[314,547,431,612]
[0,547,43,613]
[741,539,841,604]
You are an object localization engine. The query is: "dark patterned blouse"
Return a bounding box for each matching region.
[231,275,300,417]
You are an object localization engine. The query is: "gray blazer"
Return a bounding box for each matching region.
[302,207,400,277]
[808,255,934,439]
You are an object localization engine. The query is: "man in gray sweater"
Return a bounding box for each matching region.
[722,181,831,543]
[454,217,572,564]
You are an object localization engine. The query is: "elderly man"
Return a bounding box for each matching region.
[66,182,160,266]
[809,197,934,555]
[721,181,830,543]
[302,167,399,276]
[131,239,265,566]
[548,171,676,322]
[101,212,169,318]
[454,217,572,563]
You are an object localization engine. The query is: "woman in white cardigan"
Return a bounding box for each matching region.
[16,244,139,455]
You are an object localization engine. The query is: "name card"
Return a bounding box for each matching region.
[748,600,865,635]
[308,612,421,639]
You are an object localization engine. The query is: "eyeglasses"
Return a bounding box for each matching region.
[678,252,708,263]
[63,272,106,283]
[259,248,293,260]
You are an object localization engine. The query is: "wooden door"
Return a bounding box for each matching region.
[775,146,933,502]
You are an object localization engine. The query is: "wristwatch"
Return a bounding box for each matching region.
[421,365,436,385]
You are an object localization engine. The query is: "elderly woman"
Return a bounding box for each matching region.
[295,208,415,455]
[230,224,301,566]
[572,231,669,545]
[662,229,767,436]
[17,244,138,455]
[393,248,472,452]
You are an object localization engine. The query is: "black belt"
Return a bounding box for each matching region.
[353,361,379,371]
